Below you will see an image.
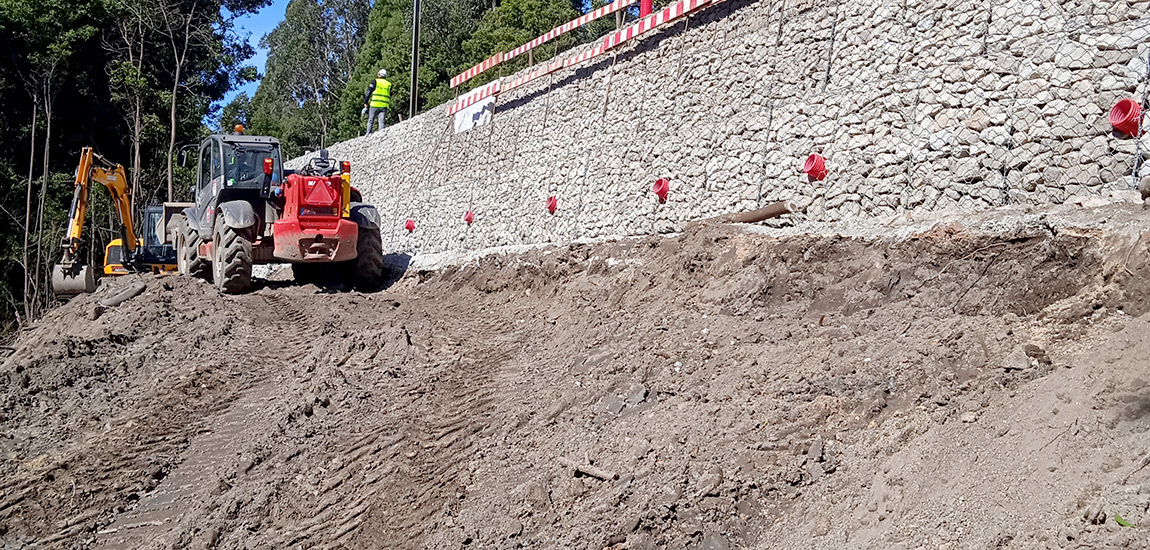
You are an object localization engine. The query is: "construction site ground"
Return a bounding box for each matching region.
[4,201,1150,550]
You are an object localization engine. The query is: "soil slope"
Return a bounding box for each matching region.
[3,203,1150,549]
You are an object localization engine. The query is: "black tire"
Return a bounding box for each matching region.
[174,217,189,275]
[212,217,254,294]
[350,225,383,291]
[177,218,210,280]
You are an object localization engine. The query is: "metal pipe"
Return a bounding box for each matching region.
[409,0,421,118]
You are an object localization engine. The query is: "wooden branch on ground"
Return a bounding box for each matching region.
[684,200,805,230]
[557,456,618,481]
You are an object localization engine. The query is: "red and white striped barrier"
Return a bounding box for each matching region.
[451,0,637,88]
[564,44,606,69]
[449,0,721,114]
[503,59,565,93]
[602,0,712,51]
[448,80,501,115]
[452,52,505,89]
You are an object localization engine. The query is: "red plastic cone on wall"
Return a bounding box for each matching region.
[463,211,475,225]
[1110,98,1143,135]
[404,219,416,232]
[546,196,558,214]
[653,178,670,203]
[804,154,828,181]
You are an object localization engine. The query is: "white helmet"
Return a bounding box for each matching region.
[377,69,388,78]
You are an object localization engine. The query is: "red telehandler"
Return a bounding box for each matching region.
[168,132,383,293]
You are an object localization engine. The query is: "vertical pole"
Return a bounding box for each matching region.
[641,0,652,17]
[409,0,421,118]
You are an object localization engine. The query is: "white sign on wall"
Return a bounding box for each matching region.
[453,96,496,134]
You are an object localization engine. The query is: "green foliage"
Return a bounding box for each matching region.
[416,0,488,110]
[0,0,102,74]
[463,0,579,68]
[331,0,620,140]
[218,92,252,132]
[249,0,368,157]
[334,0,417,138]
[0,0,269,326]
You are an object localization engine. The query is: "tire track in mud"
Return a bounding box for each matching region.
[12,209,1150,549]
[255,300,531,548]
[392,310,536,544]
[91,289,330,549]
[0,288,263,548]
[400,348,514,529]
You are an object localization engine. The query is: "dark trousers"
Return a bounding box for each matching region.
[366,107,387,134]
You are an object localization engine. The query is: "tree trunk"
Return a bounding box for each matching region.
[131,97,142,215]
[315,86,329,148]
[166,63,181,202]
[130,17,145,216]
[22,94,38,322]
[165,7,194,202]
[33,92,53,315]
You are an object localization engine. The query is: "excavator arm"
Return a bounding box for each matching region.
[53,147,137,298]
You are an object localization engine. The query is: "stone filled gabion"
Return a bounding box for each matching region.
[288,0,1150,256]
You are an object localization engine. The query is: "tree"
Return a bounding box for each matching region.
[335,0,485,139]
[463,0,579,66]
[106,0,158,214]
[250,0,369,157]
[0,0,270,327]
[160,0,202,201]
[218,92,252,132]
[0,0,100,318]
[327,0,371,86]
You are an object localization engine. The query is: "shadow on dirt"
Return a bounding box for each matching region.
[252,254,412,294]
[380,253,413,290]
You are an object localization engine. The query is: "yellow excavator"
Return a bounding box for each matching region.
[51,147,179,299]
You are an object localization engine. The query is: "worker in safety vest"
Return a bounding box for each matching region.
[362,69,392,135]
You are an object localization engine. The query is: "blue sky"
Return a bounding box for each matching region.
[217,0,291,110]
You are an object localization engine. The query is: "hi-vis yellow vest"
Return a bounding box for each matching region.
[370,78,392,109]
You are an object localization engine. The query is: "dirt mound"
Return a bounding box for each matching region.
[3,204,1150,549]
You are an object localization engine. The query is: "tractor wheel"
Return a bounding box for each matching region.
[174,218,189,274]
[176,217,210,280]
[350,224,383,291]
[212,217,254,294]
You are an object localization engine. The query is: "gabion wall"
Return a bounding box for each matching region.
[289,0,1150,255]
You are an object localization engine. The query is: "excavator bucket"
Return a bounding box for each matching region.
[52,263,96,299]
